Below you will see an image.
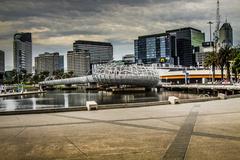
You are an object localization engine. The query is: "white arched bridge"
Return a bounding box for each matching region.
[39,63,159,87]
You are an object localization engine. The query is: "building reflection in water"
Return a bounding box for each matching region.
[0,90,200,111]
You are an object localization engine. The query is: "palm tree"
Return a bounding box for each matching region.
[217,51,225,80]
[232,50,240,82]
[204,51,218,83]
[219,45,235,81]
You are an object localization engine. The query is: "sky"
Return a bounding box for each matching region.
[0,0,239,70]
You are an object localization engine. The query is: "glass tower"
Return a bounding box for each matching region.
[13,33,32,73]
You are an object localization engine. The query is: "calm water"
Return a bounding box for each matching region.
[0,90,200,111]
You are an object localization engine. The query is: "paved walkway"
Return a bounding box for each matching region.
[0,98,240,160]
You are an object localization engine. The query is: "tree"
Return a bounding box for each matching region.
[31,74,39,86]
[232,50,240,82]
[39,71,50,81]
[53,69,64,79]
[219,45,235,81]
[204,51,218,83]
[68,71,74,78]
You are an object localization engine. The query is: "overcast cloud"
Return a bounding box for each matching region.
[0,0,239,70]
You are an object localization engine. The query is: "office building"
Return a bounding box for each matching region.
[0,50,4,84]
[122,54,135,64]
[134,27,205,67]
[166,27,205,66]
[13,33,32,73]
[195,42,214,67]
[73,40,113,66]
[219,22,233,47]
[67,50,90,76]
[35,52,64,74]
[134,33,171,64]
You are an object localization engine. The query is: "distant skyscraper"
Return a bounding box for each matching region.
[167,27,205,66]
[35,52,64,75]
[13,33,32,73]
[0,50,4,84]
[73,40,113,66]
[67,50,90,76]
[219,22,233,47]
[134,33,171,64]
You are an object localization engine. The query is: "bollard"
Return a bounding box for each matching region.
[86,101,98,111]
[218,93,227,100]
[168,96,179,104]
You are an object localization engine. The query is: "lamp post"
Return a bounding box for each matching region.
[229,60,235,84]
[208,21,216,84]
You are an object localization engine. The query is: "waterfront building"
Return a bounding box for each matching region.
[135,27,205,67]
[35,52,64,75]
[0,50,4,84]
[219,21,233,47]
[122,54,135,64]
[158,67,223,84]
[134,33,172,64]
[195,42,214,67]
[73,40,113,67]
[67,50,90,76]
[13,33,32,73]
[166,27,205,67]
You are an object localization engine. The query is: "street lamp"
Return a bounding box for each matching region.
[229,60,235,84]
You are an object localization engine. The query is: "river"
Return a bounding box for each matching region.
[0,90,200,111]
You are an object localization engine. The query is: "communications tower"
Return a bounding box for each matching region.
[214,0,221,50]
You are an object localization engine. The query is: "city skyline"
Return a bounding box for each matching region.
[0,0,239,70]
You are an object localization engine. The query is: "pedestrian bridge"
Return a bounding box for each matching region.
[39,63,159,87]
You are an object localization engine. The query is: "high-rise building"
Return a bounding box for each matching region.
[134,33,171,64]
[219,22,233,47]
[73,40,113,66]
[134,27,205,66]
[167,27,205,66]
[35,52,64,75]
[0,50,4,84]
[67,50,90,76]
[195,42,214,67]
[13,33,32,73]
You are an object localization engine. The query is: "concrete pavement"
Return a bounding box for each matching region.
[0,98,240,160]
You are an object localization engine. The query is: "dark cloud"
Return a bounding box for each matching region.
[0,0,239,69]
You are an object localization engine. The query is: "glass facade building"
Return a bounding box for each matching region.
[167,27,205,66]
[13,33,32,73]
[0,50,4,84]
[134,33,171,64]
[135,27,204,66]
[219,22,233,47]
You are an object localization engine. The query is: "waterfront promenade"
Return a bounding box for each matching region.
[0,98,240,160]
